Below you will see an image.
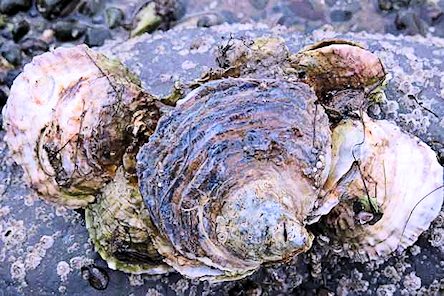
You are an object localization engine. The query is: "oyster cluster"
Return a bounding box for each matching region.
[2,38,443,282]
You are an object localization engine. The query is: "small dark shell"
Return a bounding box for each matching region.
[81,265,109,290]
[137,78,331,280]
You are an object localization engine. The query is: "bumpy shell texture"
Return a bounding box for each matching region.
[137,78,332,281]
[311,114,443,261]
[2,45,160,208]
[289,40,386,98]
[85,167,171,274]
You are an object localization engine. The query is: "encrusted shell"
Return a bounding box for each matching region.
[288,39,386,98]
[2,45,160,208]
[85,167,171,274]
[310,114,443,261]
[137,78,332,281]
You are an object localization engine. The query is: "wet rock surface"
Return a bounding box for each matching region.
[0,23,443,295]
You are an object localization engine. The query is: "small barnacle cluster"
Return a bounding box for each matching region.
[2,36,443,283]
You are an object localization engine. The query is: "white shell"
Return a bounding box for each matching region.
[310,114,443,260]
[2,45,158,208]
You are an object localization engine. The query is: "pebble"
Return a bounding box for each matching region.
[53,20,86,41]
[0,0,31,15]
[84,26,111,47]
[395,11,427,36]
[330,10,353,22]
[105,7,124,29]
[197,14,224,28]
[1,42,22,66]
[12,19,30,42]
[249,0,269,10]
[36,0,77,19]
[0,87,7,106]
[78,0,104,17]
[20,37,48,57]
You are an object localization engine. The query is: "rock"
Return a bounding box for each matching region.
[196,13,224,28]
[131,2,161,37]
[330,9,353,22]
[249,0,269,10]
[0,42,21,66]
[0,87,7,107]
[378,0,410,11]
[4,67,19,86]
[0,14,6,28]
[78,0,104,17]
[395,10,427,35]
[0,0,31,15]
[84,26,111,47]
[20,37,48,57]
[52,20,86,41]
[12,19,29,42]
[105,7,123,29]
[36,0,77,19]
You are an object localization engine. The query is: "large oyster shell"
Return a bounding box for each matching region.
[310,114,443,261]
[2,45,160,208]
[137,78,332,281]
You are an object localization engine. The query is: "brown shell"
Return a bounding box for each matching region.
[288,39,386,98]
[137,78,332,281]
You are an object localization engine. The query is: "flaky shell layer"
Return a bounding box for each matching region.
[85,167,171,274]
[289,40,386,98]
[2,45,160,208]
[310,114,443,261]
[137,78,332,281]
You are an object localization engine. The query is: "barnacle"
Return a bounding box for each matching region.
[309,114,443,261]
[2,45,160,208]
[137,78,331,281]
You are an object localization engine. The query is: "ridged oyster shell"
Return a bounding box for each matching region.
[137,78,332,281]
[310,114,443,261]
[85,167,171,274]
[2,45,160,208]
[288,40,386,98]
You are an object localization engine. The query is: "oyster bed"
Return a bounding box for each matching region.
[0,23,444,295]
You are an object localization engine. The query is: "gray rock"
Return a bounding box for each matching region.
[0,0,31,15]
[84,26,111,47]
[36,0,77,19]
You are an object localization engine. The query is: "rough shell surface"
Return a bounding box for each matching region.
[137,78,332,281]
[85,167,171,274]
[289,39,386,98]
[2,45,160,208]
[311,114,443,261]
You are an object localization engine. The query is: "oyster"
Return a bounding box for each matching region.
[137,78,332,281]
[288,40,387,100]
[2,37,442,284]
[309,114,443,261]
[2,45,160,208]
[85,167,171,274]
